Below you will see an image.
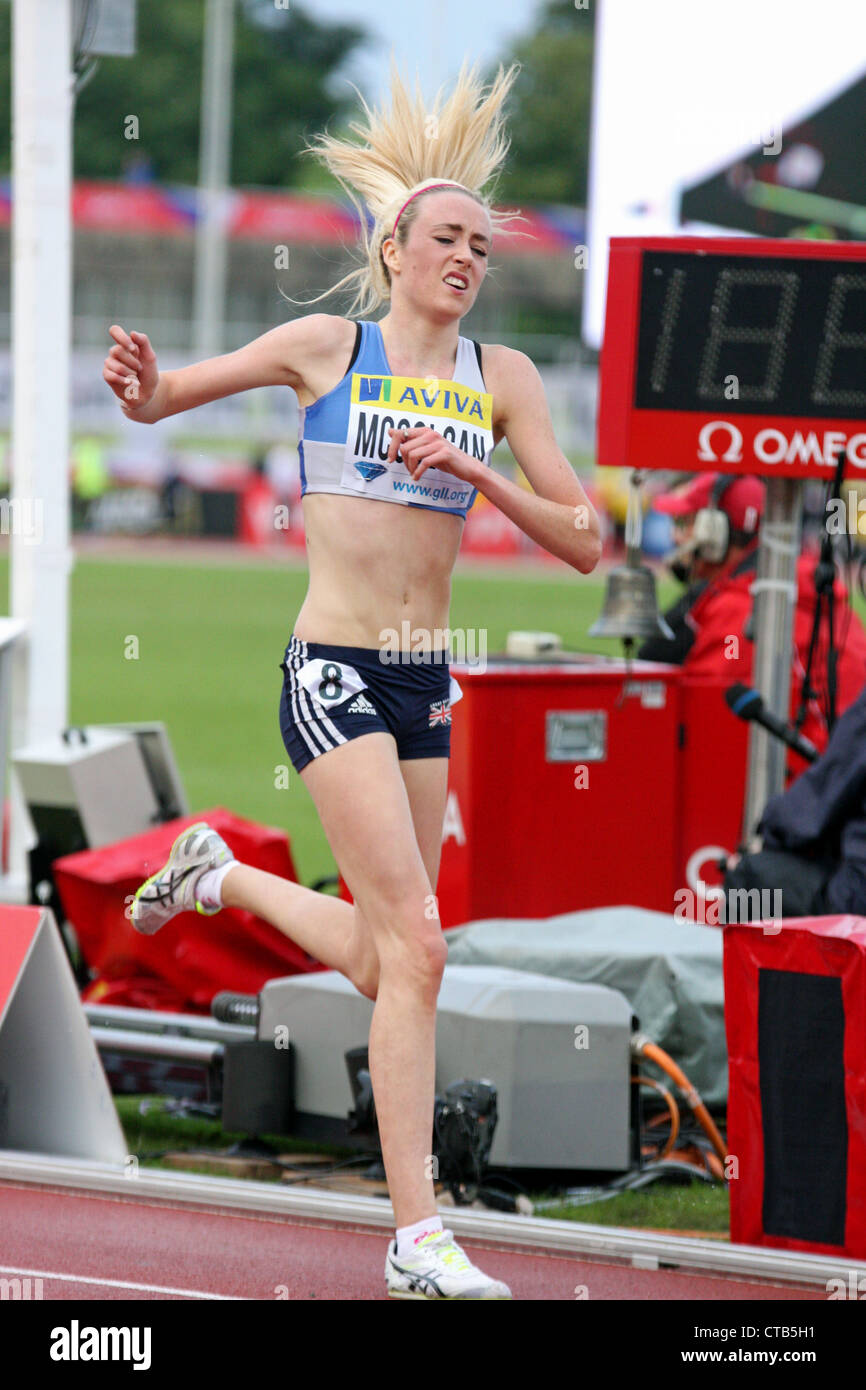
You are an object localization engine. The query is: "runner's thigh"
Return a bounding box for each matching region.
[299,732,438,955]
[399,756,450,892]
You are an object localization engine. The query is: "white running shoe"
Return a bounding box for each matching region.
[130,821,235,936]
[385,1229,513,1300]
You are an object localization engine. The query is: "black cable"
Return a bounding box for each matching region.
[797,449,848,736]
[72,0,101,96]
[271,1153,383,1185]
[836,527,855,685]
[533,1159,721,1212]
[72,0,96,57]
[477,1172,530,1199]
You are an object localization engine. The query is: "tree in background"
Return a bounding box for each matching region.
[0,0,367,186]
[0,0,592,204]
[493,0,593,205]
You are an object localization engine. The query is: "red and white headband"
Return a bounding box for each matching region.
[391,181,473,238]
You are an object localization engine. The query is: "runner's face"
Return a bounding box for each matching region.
[393,192,491,317]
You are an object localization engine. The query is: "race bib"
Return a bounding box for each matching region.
[294,658,369,710]
[342,374,494,512]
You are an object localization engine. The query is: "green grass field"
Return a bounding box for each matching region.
[6,548,684,885]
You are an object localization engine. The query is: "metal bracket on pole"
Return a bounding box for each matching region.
[193,0,235,360]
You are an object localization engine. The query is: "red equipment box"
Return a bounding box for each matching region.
[676,674,752,909]
[53,807,325,1012]
[439,656,681,924]
[724,915,866,1259]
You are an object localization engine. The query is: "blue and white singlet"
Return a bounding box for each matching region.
[297,319,495,520]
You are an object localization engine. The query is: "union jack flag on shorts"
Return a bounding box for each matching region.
[428,699,452,727]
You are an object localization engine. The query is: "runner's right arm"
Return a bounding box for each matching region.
[103,315,348,423]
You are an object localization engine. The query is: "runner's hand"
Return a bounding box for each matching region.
[387,426,479,484]
[103,325,160,410]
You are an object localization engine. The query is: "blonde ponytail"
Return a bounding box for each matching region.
[287,59,521,317]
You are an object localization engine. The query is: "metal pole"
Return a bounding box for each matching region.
[741,477,802,839]
[7,0,75,899]
[192,0,235,360]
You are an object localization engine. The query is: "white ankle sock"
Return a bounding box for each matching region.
[196,859,239,910]
[395,1215,443,1259]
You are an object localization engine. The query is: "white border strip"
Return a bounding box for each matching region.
[1,1150,862,1289]
[0,1264,240,1300]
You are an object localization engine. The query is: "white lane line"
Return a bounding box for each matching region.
[0,1265,242,1300]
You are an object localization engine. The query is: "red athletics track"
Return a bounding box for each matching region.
[0,1182,824,1301]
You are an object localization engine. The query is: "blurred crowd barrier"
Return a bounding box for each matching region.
[0,350,607,561]
[0,351,599,462]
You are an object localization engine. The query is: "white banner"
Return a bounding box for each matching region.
[585,0,866,348]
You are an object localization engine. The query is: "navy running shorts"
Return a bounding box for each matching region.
[278,634,463,775]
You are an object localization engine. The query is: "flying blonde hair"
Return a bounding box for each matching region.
[293,59,522,317]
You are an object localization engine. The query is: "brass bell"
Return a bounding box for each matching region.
[589,561,674,640]
[589,469,674,643]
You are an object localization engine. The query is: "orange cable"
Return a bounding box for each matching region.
[631,1073,680,1159]
[633,1037,728,1166]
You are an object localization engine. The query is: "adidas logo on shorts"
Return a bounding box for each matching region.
[347,693,377,715]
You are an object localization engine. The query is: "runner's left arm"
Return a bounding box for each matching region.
[472,347,602,573]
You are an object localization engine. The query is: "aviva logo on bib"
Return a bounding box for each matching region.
[343,374,495,512]
[354,375,490,422]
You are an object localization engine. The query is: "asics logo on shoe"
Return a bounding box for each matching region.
[395,1264,443,1296]
[140,865,195,906]
[408,1274,443,1295]
[347,693,377,714]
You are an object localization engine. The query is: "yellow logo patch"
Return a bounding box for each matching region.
[349,374,493,430]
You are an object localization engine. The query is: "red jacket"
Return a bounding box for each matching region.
[684,545,866,756]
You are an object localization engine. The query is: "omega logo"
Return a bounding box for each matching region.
[697,420,744,463]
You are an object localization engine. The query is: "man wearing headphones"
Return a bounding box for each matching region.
[638,472,763,666]
[639,471,866,760]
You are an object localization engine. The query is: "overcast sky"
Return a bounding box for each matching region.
[299,0,543,104]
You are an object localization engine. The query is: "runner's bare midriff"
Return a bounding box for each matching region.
[292,491,462,652]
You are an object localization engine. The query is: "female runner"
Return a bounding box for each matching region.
[104,63,601,1300]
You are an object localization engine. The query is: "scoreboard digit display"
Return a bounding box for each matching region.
[597,237,866,479]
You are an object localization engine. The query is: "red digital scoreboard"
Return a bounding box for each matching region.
[597,236,866,479]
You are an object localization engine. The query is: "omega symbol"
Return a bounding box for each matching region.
[697,420,744,463]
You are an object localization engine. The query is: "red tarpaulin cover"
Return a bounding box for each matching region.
[724,915,866,1258]
[53,807,327,1013]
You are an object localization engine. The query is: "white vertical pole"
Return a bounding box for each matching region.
[7,0,75,899]
[741,479,802,839]
[192,0,234,360]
